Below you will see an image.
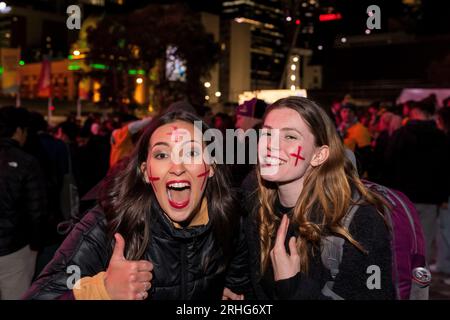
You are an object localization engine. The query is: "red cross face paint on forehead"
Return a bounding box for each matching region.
[143,121,213,224]
[166,126,191,143]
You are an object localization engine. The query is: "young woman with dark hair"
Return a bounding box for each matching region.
[241,96,395,299]
[24,110,250,300]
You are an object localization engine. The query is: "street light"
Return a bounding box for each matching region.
[215,91,221,98]
[136,77,143,84]
[73,50,80,56]
[0,2,11,13]
[204,82,211,88]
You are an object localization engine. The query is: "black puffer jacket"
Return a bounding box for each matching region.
[384,120,450,204]
[23,203,251,300]
[0,138,46,256]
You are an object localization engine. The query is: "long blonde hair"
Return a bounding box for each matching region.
[258,97,387,273]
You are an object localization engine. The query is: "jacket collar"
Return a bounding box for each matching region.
[152,196,212,240]
[0,138,20,148]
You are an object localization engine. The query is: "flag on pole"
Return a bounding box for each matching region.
[37,58,53,120]
[37,58,52,98]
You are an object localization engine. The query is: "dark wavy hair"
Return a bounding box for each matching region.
[99,111,238,261]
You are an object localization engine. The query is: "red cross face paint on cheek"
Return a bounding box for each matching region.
[148,166,160,192]
[197,163,210,190]
[290,146,306,166]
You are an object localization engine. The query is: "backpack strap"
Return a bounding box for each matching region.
[320,199,360,300]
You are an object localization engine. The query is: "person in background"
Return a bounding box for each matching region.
[235,98,267,132]
[232,98,268,187]
[370,112,402,184]
[338,104,372,177]
[24,112,70,278]
[384,103,450,264]
[213,112,233,135]
[109,114,151,168]
[0,106,46,299]
[401,100,415,126]
[433,107,450,283]
[338,104,371,152]
[330,99,342,128]
[199,106,214,128]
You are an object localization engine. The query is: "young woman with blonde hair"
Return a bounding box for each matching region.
[242,96,394,299]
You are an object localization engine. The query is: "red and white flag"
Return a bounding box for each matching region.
[37,58,52,98]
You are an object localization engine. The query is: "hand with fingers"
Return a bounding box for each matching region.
[270,214,301,281]
[222,287,244,300]
[104,233,154,300]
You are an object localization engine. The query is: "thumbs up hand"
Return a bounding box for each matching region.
[104,233,153,300]
[270,214,301,281]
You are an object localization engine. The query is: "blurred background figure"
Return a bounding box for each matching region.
[23,112,70,277]
[0,106,46,299]
[384,102,450,265]
[338,103,372,177]
[213,112,233,135]
[433,106,450,283]
[370,111,403,184]
[330,99,343,128]
[109,114,148,168]
[234,98,267,132]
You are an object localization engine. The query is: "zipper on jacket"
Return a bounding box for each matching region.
[180,241,188,299]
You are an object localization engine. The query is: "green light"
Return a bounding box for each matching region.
[19,60,25,66]
[90,63,108,70]
[68,65,81,71]
[128,69,145,75]
[68,55,74,60]
[0,67,3,75]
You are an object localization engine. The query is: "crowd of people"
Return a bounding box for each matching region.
[0,93,449,300]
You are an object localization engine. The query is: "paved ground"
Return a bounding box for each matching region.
[430,271,450,299]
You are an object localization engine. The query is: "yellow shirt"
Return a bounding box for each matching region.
[73,272,111,300]
[343,122,371,151]
[109,126,134,168]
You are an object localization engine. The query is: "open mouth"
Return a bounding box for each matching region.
[166,180,191,209]
[261,155,287,166]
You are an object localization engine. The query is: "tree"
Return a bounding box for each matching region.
[86,3,219,111]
